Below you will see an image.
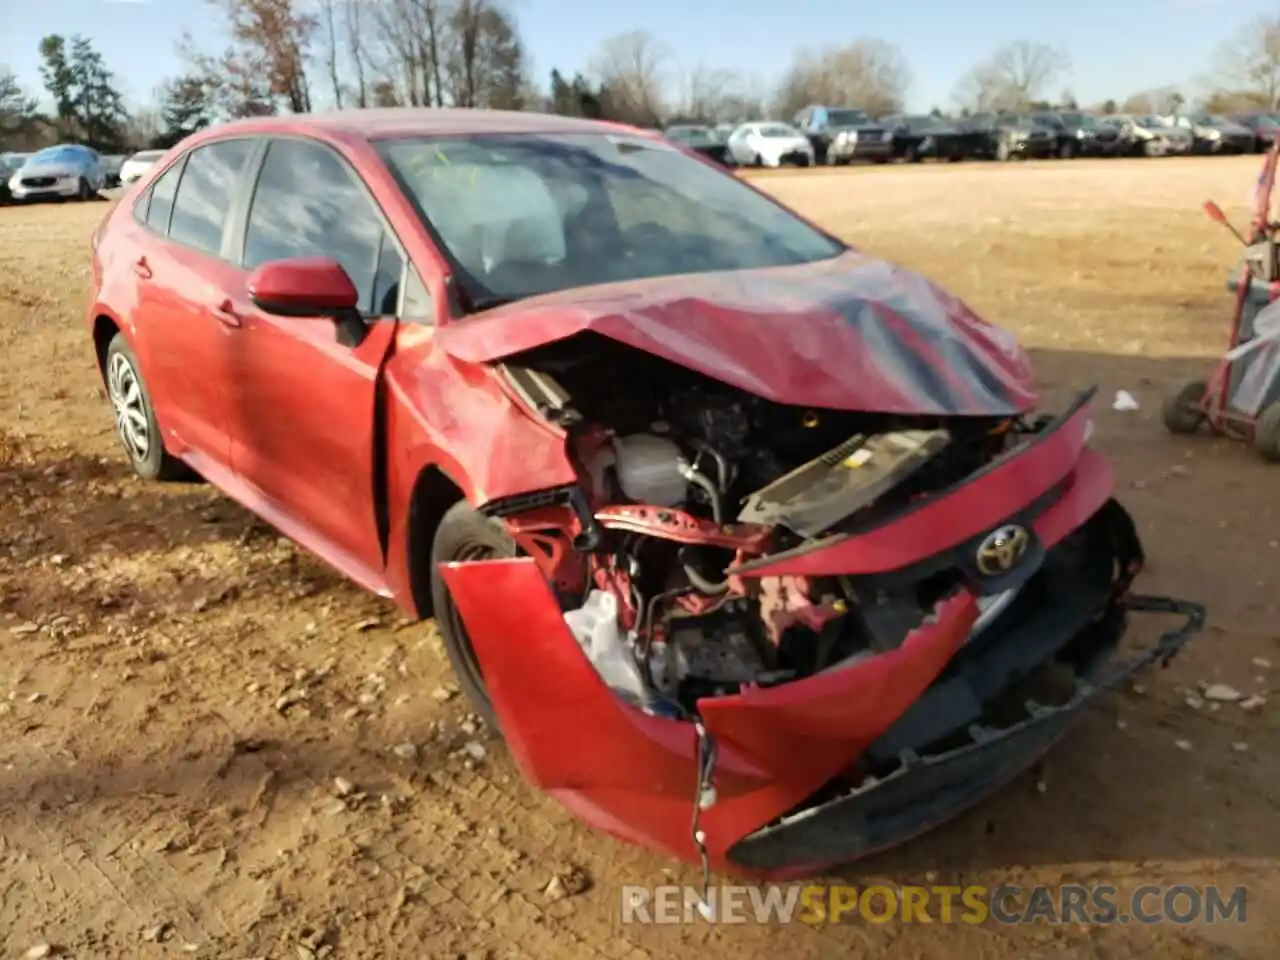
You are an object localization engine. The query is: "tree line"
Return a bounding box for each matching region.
[4,1,1280,153]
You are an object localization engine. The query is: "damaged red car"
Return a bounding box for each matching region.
[87,109,1204,879]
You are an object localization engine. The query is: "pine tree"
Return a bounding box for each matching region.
[155,75,212,149]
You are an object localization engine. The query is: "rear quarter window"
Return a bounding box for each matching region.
[167,139,256,257]
[136,159,184,234]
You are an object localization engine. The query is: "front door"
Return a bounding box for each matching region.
[225,137,406,592]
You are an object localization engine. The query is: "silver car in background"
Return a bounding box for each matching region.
[6,144,106,201]
[1104,115,1194,156]
[1170,113,1255,154]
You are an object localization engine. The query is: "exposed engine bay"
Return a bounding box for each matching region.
[489,333,1041,716]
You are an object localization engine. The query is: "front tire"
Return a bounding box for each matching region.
[77,177,93,201]
[104,334,188,480]
[430,500,519,729]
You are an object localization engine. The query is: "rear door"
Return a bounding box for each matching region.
[128,138,259,473]
[223,136,408,592]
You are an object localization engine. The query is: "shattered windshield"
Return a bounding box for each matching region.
[379,133,844,309]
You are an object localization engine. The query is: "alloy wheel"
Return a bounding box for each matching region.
[107,351,150,462]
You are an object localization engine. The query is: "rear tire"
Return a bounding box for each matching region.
[104,334,189,481]
[1161,378,1209,435]
[430,500,519,730]
[996,140,1011,162]
[1254,402,1280,462]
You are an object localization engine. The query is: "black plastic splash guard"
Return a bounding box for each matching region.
[725,593,1205,872]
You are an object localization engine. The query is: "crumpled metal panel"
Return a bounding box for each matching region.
[434,250,1038,417]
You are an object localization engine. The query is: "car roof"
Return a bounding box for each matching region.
[200,107,641,143]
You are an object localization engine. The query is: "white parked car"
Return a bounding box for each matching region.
[6,144,106,201]
[119,149,166,185]
[724,122,815,168]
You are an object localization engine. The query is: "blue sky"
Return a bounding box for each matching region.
[0,0,1271,112]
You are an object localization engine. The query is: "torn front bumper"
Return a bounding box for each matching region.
[437,390,1206,875]
[726,594,1204,871]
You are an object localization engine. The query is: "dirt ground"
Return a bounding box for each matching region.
[0,156,1277,959]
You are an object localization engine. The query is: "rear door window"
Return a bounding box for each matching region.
[167,139,256,257]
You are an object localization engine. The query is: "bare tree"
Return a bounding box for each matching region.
[676,64,737,122]
[368,0,448,107]
[186,0,317,116]
[1122,87,1184,115]
[1202,88,1271,113]
[953,41,1069,113]
[318,0,343,107]
[443,0,527,108]
[344,0,370,107]
[773,40,911,118]
[589,30,670,125]
[1211,15,1280,109]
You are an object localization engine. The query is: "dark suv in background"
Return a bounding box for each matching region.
[1232,113,1280,153]
[961,113,1058,161]
[793,105,892,164]
[879,114,980,162]
[1029,111,1123,158]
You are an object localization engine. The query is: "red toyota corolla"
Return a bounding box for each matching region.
[87,109,1203,881]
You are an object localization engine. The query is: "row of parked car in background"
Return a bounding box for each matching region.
[665,106,1280,167]
[3,107,1278,205]
[1,146,165,203]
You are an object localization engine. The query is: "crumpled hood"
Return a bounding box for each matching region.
[434,251,1038,416]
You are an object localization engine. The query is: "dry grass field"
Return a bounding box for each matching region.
[0,156,1277,959]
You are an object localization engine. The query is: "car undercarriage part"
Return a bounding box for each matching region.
[494,335,1058,719]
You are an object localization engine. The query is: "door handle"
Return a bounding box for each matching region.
[133,257,152,279]
[211,298,242,328]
